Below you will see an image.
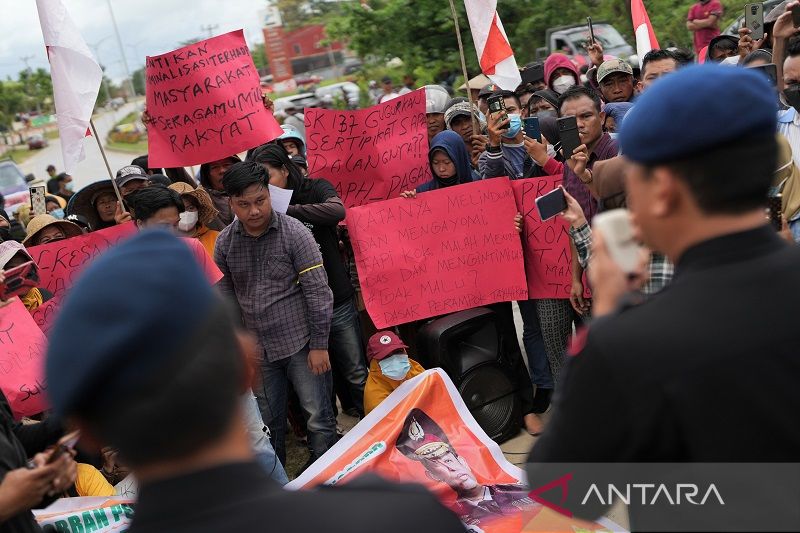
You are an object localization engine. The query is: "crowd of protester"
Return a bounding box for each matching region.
[2,1,800,530]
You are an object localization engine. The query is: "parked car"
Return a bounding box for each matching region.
[536,22,635,67]
[27,134,48,150]
[0,158,38,213]
[272,93,321,119]
[315,82,361,108]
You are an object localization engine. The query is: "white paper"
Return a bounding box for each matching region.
[269,184,293,214]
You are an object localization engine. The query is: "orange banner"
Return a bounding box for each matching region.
[289,369,623,532]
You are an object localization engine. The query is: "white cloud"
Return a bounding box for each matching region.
[0,0,266,82]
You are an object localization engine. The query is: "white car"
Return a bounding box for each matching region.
[315,82,360,108]
[272,93,320,119]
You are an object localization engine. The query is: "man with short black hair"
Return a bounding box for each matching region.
[46,230,465,533]
[640,49,679,90]
[528,62,800,531]
[127,186,184,229]
[214,161,337,464]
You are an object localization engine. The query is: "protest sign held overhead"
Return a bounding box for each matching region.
[145,29,283,167]
[511,177,590,299]
[346,178,528,328]
[0,299,49,419]
[290,369,622,533]
[305,90,431,207]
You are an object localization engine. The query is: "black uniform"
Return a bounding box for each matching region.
[527,227,800,528]
[128,463,466,533]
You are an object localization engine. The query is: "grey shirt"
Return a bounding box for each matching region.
[214,212,333,361]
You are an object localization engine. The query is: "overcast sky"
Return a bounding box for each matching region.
[0,0,268,82]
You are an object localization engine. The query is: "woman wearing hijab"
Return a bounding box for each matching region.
[603,102,634,134]
[198,155,241,229]
[401,130,477,197]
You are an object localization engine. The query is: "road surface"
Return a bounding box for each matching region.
[20,101,144,191]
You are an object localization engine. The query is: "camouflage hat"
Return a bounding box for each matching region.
[597,58,634,83]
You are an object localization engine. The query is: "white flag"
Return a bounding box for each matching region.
[463,0,521,91]
[36,0,102,174]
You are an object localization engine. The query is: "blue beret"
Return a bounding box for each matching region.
[619,64,777,165]
[46,230,216,417]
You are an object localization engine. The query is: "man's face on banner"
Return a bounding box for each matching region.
[423,451,479,493]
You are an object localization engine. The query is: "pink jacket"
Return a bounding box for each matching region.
[544,54,580,89]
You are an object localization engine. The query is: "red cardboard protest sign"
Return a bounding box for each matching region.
[145,29,282,167]
[510,177,590,299]
[346,178,528,328]
[305,90,431,208]
[0,299,48,419]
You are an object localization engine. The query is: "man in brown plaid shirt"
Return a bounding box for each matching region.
[214,161,336,465]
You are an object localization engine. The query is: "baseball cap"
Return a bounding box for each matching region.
[367,331,408,362]
[597,59,633,83]
[115,165,149,187]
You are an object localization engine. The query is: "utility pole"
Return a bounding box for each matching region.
[106,0,136,98]
[200,24,219,38]
[89,37,112,105]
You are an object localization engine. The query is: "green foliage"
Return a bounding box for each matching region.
[251,43,268,72]
[132,68,145,96]
[329,0,745,78]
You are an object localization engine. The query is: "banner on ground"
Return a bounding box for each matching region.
[346,178,528,328]
[145,29,282,167]
[511,177,590,299]
[0,299,48,419]
[305,90,431,207]
[26,225,222,333]
[289,369,623,533]
[34,497,134,532]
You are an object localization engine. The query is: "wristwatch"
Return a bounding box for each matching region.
[487,144,502,154]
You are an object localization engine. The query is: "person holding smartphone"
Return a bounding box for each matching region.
[478,90,527,180]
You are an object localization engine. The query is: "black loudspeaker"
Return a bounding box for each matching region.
[416,306,523,443]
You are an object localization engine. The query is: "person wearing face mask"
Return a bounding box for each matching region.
[401,130,477,196]
[776,14,800,167]
[45,195,67,219]
[199,155,241,228]
[22,214,83,247]
[54,173,75,202]
[479,90,527,179]
[169,182,220,257]
[363,331,425,415]
[544,54,580,95]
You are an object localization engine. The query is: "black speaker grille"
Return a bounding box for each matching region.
[458,364,520,441]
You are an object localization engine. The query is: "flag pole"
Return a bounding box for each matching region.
[89,118,125,206]
[448,0,480,134]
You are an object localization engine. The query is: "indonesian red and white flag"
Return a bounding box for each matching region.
[631,0,660,61]
[463,0,521,91]
[35,0,102,173]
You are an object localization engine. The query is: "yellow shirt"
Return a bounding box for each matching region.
[75,463,115,497]
[364,357,425,415]
[20,288,43,311]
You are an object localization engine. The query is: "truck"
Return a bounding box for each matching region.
[535,22,636,68]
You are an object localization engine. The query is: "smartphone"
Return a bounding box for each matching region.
[523,117,541,141]
[793,3,800,27]
[30,186,46,216]
[767,193,783,231]
[750,62,777,85]
[0,261,39,301]
[47,430,81,464]
[486,94,509,129]
[557,115,581,160]
[592,209,641,274]
[745,4,765,40]
[535,187,568,221]
[587,16,595,46]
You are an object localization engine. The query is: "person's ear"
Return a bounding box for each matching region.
[647,167,681,218]
[135,220,142,229]
[598,110,606,125]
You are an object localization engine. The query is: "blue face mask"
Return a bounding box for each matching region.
[65,182,75,192]
[378,354,411,381]
[50,208,65,219]
[502,113,522,139]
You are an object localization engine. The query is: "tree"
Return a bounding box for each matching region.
[250,43,268,72]
[132,68,145,96]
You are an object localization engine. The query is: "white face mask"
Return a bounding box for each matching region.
[552,75,576,95]
[178,210,198,232]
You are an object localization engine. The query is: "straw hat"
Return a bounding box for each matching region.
[66,180,116,230]
[168,182,219,227]
[23,214,84,246]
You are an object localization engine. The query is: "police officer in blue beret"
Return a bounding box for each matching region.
[527,64,800,530]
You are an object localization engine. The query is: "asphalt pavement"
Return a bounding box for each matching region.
[20,101,145,191]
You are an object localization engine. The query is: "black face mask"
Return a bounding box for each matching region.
[0,226,11,242]
[437,174,459,187]
[784,84,800,112]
